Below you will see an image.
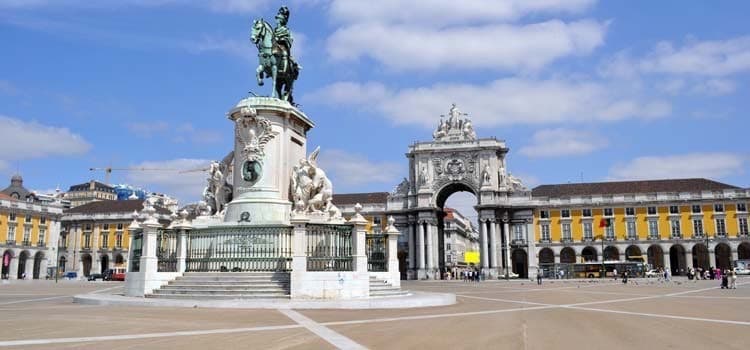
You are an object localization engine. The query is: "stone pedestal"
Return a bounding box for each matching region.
[223,97,314,225]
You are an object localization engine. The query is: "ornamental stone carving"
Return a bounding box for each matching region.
[290,147,342,220]
[230,106,279,187]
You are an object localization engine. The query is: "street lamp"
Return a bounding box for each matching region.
[55,232,64,283]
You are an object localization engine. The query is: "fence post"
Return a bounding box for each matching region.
[290,215,309,298]
[385,216,402,287]
[140,205,161,279]
[349,204,368,274]
[174,210,192,273]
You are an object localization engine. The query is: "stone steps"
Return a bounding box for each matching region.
[368,277,408,297]
[147,272,291,300]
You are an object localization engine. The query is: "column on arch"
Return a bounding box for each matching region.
[489,219,498,268]
[416,221,425,270]
[408,220,416,270]
[503,217,511,275]
[480,219,488,269]
[425,221,434,270]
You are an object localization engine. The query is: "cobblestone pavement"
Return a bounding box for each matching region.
[0,278,747,349]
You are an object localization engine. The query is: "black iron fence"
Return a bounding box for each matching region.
[306,223,353,271]
[366,234,387,272]
[185,226,292,272]
[157,229,178,272]
[130,232,143,272]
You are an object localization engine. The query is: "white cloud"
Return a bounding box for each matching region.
[0,0,271,13]
[124,158,212,203]
[329,0,597,26]
[328,19,607,72]
[305,78,671,128]
[609,153,745,181]
[0,80,18,95]
[181,36,252,58]
[0,115,91,161]
[520,128,608,157]
[125,121,222,144]
[316,149,401,191]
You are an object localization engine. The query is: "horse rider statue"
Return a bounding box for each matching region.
[251,6,300,104]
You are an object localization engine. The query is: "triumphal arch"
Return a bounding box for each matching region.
[387,104,539,280]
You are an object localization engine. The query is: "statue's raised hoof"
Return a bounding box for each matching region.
[258,80,264,86]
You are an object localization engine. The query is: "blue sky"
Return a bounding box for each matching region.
[1,0,749,216]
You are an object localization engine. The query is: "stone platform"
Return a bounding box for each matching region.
[73,290,455,309]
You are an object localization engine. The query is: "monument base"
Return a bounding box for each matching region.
[223,197,292,225]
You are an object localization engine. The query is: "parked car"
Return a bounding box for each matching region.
[63,271,78,280]
[645,269,659,278]
[87,273,104,281]
[735,268,750,276]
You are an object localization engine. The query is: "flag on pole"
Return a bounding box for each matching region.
[598,218,611,228]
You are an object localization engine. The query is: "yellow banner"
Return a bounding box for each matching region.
[464,251,480,264]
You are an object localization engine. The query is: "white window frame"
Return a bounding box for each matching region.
[648,220,659,238]
[737,203,747,212]
[739,218,749,235]
[671,219,681,237]
[626,221,636,239]
[714,203,724,213]
[715,218,726,236]
[583,222,593,240]
[605,225,615,239]
[625,207,635,216]
[561,209,571,218]
[647,206,657,215]
[115,233,123,248]
[691,204,702,214]
[692,219,703,236]
[604,208,614,217]
[7,225,16,241]
[562,223,572,240]
[540,224,550,241]
[669,205,679,214]
[582,209,592,217]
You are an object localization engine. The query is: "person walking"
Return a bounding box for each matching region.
[537,270,543,285]
[729,268,738,289]
[613,268,618,281]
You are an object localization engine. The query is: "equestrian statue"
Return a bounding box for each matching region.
[250,6,300,104]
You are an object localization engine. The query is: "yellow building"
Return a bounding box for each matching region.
[1,175,64,280]
[533,178,750,275]
[61,199,174,277]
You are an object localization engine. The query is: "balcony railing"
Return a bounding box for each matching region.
[561,237,573,243]
[625,235,639,241]
[5,240,15,246]
[511,239,526,246]
[21,240,31,246]
[37,242,46,247]
[539,238,551,244]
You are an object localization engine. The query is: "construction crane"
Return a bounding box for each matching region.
[89,167,182,185]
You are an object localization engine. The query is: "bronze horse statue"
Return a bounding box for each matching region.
[250,18,299,104]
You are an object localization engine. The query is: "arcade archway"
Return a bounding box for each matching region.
[82,254,92,277]
[739,242,750,260]
[17,251,29,279]
[100,254,109,273]
[1,250,12,279]
[647,245,664,269]
[435,182,479,280]
[538,248,554,265]
[625,245,643,262]
[33,252,44,279]
[511,249,528,278]
[603,246,619,261]
[692,243,709,270]
[714,243,731,270]
[669,245,687,275]
[582,246,597,262]
[560,247,576,264]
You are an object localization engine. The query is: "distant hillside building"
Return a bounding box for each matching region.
[66,180,116,208]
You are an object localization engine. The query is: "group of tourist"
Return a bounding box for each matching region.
[457,268,482,282]
[686,266,739,288]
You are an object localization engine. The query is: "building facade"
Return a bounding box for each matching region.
[60,199,173,277]
[533,179,750,276]
[1,175,64,280]
[442,208,480,268]
[66,180,117,208]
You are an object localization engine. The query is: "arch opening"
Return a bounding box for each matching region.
[739,242,750,260]
[437,186,480,280]
[714,243,731,271]
[625,245,643,262]
[582,246,597,262]
[33,252,44,279]
[669,245,687,275]
[647,245,664,269]
[692,243,710,270]
[560,247,576,264]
